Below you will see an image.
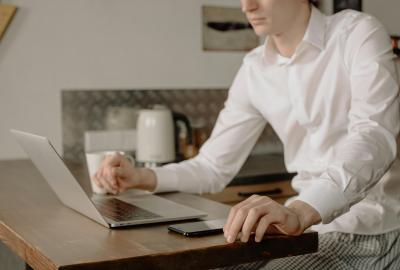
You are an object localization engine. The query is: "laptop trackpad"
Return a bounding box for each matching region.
[118,195,200,217]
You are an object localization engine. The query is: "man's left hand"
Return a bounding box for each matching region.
[223,195,321,243]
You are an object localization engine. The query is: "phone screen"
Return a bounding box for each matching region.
[168,219,226,237]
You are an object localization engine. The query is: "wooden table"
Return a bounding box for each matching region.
[0,160,318,270]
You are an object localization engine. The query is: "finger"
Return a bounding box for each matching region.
[120,156,134,168]
[255,215,274,242]
[97,171,118,194]
[111,167,125,191]
[105,153,124,167]
[241,205,269,242]
[226,197,263,244]
[224,200,251,238]
[104,154,125,185]
[225,195,265,239]
[229,197,265,242]
[111,167,124,180]
[241,197,272,233]
[94,169,103,185]
[96,162,107,180]
[106,167,118,187]
[97,157,117,186]
[226,205,252,243]
[93,161,111,191]
[92,175,104,189]
[254,207,285,242]
[95,175,108,193]
[224,208,237,237]
[224,195,260,237]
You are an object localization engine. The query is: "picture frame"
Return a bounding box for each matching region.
[334,0,362,13]
[0,4,17,41]
[391,35,400,57]
[202,6,259,51]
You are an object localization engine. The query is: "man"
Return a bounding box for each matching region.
[94,0,400,268]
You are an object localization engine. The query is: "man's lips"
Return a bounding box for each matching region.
[249,18,265,25]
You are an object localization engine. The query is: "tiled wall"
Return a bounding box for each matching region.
[62,89,282,163]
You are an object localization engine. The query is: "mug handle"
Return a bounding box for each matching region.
[123,154,135,165]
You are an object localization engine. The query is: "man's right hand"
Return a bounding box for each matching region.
[92,153,157,195]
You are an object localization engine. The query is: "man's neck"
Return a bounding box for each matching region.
[271,5,312,58]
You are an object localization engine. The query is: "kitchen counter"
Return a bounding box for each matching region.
[231,153,295,186]
[66,153,294,188]
[202,154,297,205]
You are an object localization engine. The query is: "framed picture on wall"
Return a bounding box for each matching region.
[202,6,260,51]
[334,0,362,13]
[0,4,17,41]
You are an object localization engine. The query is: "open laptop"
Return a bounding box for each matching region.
[11,129,207,228]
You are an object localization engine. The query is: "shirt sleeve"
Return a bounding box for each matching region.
[296,15,400,224]
[152,63,267,194]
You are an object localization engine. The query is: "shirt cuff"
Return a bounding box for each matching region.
[295,179,350,224]
[151,167,179,193]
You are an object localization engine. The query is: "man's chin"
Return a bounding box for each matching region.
[254,29,269,37]
[252,27,271,37]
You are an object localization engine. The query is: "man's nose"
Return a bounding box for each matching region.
[241,0,258,13]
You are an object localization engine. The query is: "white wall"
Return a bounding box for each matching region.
[1,0,399,160]
[363,0,400,35]
[319,0,400,35]
[0,0,245,160]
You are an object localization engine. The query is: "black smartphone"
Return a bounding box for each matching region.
[168,219,226,237]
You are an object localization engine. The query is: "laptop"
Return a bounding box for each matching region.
[11,129,207,228]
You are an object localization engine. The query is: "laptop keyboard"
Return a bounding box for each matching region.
[93,198,161,222]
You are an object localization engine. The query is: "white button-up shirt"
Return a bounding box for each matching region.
[153,7,400,235]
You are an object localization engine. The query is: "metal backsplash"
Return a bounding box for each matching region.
[62,89,282,163]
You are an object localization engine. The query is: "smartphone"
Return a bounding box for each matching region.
[168,219,226,237]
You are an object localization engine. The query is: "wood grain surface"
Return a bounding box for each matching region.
[0,160,318,270]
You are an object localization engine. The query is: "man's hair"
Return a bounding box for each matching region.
[309,0,319,5]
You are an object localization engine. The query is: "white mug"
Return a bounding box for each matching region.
[85,151,135,194]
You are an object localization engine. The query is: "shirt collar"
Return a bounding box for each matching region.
[303,6,326,51]
[262,6,326,63]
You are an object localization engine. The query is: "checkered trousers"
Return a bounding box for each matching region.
[217,228,400,270]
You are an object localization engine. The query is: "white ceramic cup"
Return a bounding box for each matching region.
[85,151,135,194]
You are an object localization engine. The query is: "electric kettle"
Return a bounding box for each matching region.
[136,105,192,167]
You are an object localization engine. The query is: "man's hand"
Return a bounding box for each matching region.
[223,195,321,243]
[92,153,157,195]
